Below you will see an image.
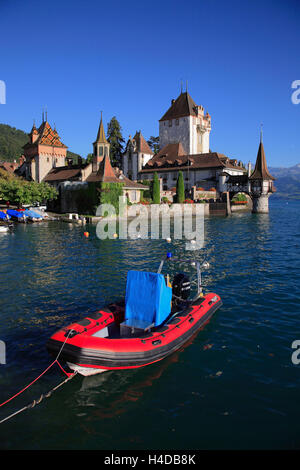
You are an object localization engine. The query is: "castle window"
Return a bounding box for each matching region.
[175,119,179,126]
[47,157,49,162]
[168,120,172,127]
[99,146,103,156]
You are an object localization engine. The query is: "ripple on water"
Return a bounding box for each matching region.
[1,199,300,449]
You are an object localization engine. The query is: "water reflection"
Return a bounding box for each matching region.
[72,331,201,420]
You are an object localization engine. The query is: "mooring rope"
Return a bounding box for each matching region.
[0,329,76,424]
[0,369,77,425]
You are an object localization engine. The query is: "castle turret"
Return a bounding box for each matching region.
[249,133,275,213]
[122,131,153,180]
[92,112,110,173]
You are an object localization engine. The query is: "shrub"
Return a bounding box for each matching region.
[232,192,247,202]
[98,182,124,214]
[0,171,58,206]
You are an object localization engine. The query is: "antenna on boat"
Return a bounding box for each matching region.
[157,252,172,274]
[191,260,210,297]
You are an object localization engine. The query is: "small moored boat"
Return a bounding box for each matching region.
[6,209,27,223]
[0,211,11,221]
[47,254,222,376]
[24,209,43,222]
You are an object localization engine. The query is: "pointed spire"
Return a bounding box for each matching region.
[97,152,120,182]
[94,111,108,144]
[249,133,275,181]
[42,108,44,123]
[260,122,263,143]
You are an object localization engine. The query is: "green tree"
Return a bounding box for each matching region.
[152,172,160,204]
[106,117,125,167]
[176,171,185,203]
[147,136,160,154]
[0,170,58,206]
[86,153,94,164]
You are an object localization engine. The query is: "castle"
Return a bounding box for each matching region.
[17,89,275,214]
[122,90,245,192]
[122,89,275,212]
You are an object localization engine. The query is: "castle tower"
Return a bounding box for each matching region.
[92,112,110,173]
[249,133,275,213]
[159,91,211,155]
[122,131,153,180]
[23,116,67,182]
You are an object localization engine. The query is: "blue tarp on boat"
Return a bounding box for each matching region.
[0,211,10,220]
[24,209,43,219]
[125,270,172,327]
[7,210,25,219]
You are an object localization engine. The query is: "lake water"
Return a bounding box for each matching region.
[0,198,299,450]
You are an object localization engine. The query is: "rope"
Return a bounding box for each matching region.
[0,329,76,424]
[0,370,77,425]
[0,360,57,408]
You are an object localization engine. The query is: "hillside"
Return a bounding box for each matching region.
[269,164,300,199]
[0,124,29,161]
[0,123,82,163]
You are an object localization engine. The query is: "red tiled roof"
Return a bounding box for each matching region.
[159,92,198,121]
[43,166,82,181]
[23,121,67,150]
[133,131,153,155]
[141,145,244,173]
[146,143,186,167]
[86,154,122,183]
[0,161,19,173]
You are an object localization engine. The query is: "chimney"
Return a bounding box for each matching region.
[248,162,252,177]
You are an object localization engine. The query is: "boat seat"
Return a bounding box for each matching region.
[120,318,155,337]
[121,270,172,336]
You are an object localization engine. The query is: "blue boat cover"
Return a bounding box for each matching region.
[7,210,23,218]
[24,209,42,218]
[125,270,172,327]
[0,211,10,220]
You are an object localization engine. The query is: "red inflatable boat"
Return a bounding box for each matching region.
[47,256,222,376]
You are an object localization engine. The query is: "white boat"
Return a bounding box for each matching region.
[0,226,9,233]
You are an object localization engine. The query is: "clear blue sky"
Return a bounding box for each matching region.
[0,0,299,166]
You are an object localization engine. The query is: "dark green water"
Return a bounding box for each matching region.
[0,198,299,450]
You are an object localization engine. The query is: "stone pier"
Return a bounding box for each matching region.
[252,194,270,214]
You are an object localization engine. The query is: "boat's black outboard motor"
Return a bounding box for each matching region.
[172,273,191,307]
